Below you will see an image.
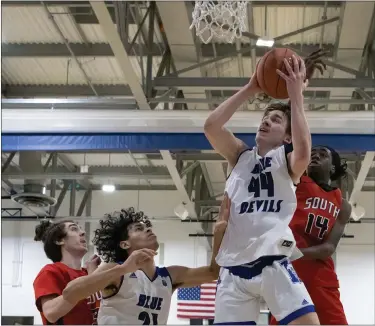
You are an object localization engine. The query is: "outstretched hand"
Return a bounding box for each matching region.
[121,249,157,274]
[214,192,231,234]
[276,55,307,101]
[304,48,328,80]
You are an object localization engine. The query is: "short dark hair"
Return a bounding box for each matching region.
[34,219,74,262]
[263,102,291,135]
[92,207,152,263]
[324,146,347,181]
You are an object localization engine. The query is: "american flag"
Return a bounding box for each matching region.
[177,281,216,320]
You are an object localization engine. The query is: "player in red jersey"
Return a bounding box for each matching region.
[33,220,101,325]
[270,145,351,325]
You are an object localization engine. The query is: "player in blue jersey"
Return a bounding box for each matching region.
[60,197,230,325]
[204,50,327,325]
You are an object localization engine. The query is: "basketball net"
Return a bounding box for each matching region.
[190,1,249,44]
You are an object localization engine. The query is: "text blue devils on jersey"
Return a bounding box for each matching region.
[216,145,298,267]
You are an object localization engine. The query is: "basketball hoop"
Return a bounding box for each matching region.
[190,1,249,44]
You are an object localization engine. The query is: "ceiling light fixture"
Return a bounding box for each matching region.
[102,184,115,192]
[256,38,274,47]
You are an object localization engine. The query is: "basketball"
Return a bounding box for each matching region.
[256,48,301,99]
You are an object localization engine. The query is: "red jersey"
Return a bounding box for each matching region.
[33,262,101,325]
[290,176,342,288]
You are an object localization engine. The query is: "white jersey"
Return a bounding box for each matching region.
[98,267,173,325]
[216,145,299,267]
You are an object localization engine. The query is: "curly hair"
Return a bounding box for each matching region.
[34,219,74,262]
[92,207,152,263]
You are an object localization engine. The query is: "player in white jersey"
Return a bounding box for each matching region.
[204,50,327,325]
[60,199,230,325]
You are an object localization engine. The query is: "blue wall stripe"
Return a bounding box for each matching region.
[2,133,374,152]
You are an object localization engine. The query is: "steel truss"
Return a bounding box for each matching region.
[2,1,374,108]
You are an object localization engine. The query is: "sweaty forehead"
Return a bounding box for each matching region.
[312,146,331,155]
[128,222,145,231]
[263,109,286,120]
[66,222,79,229]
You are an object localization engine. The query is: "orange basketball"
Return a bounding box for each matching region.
[256,48,301,99]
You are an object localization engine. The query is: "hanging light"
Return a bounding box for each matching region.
[102,184,115,192]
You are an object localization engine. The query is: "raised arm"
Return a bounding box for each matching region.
[62,249,156,305]
[204,77,261,167]
[167,195,230,289]
[277,56,311,183]
[300,199,352,260]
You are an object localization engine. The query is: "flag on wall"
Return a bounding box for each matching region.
[177,281,216,320]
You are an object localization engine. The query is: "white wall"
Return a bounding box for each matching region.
[336,223,375,325]
[1,190,210,325]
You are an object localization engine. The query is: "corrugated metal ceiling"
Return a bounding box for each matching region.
[2,56,162,85]
[253,6,340,45]
[1,6,162,44]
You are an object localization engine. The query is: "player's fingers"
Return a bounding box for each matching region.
[138,252,154,263]
[308,49,327,60]
[292,55,300,73]
[276,69,290,81]
[283,58,294,76]
[303,79,309,90]
[306,48,323,58]
[315,64,324,75]
[140,248,157,256]
[299,59,306,78]
[314,59,327,70]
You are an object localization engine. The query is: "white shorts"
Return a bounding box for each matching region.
[214,256,315,325]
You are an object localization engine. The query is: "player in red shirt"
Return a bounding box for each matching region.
[270,145,351,325]
[33,220,101,325]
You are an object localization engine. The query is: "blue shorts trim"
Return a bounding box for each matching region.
[224,255,286,280]
[278,305,316,325]
[214,322,257,325]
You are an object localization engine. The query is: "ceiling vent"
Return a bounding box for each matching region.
[11,153,57,208]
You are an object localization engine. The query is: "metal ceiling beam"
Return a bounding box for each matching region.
[4,96,373,108]
[160,150,211,248]
[1,43,162,57]
[8,183,177,191]
[2,84,134,98]
[56,153,91,191]
[168,17,340,77]
[349,152,375,204]
[160,150,197,219]
[1,1,113,6]
[272,16,340,42]
[1,43,333,58]
[41,2,98,96]
[285,44,364,77]
[2,98,137,110]
[0,1,342,7]
[149,98,375,105]
[2,165,171,180]
[90,0,150,110]
[153,77,375,89]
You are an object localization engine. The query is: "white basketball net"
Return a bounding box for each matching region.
[190,1,249,44]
